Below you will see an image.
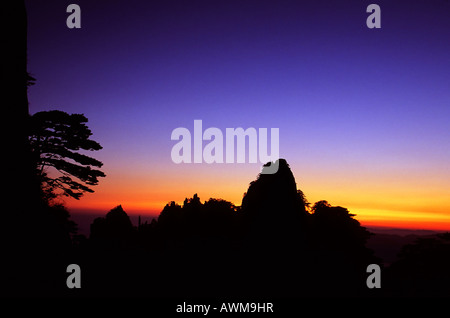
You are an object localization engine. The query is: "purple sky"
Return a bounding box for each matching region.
[26,0,450,230]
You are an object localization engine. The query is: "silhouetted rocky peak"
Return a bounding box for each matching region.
[242,159,304,216]
[90,205,134,240]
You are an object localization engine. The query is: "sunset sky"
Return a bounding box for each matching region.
[26,0,450,231]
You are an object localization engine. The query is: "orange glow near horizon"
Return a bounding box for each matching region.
[65,161,450,232]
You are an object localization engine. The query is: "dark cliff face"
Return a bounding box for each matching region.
[90,205,134,241]
[241,159,308,245]
[242,159,306,215]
